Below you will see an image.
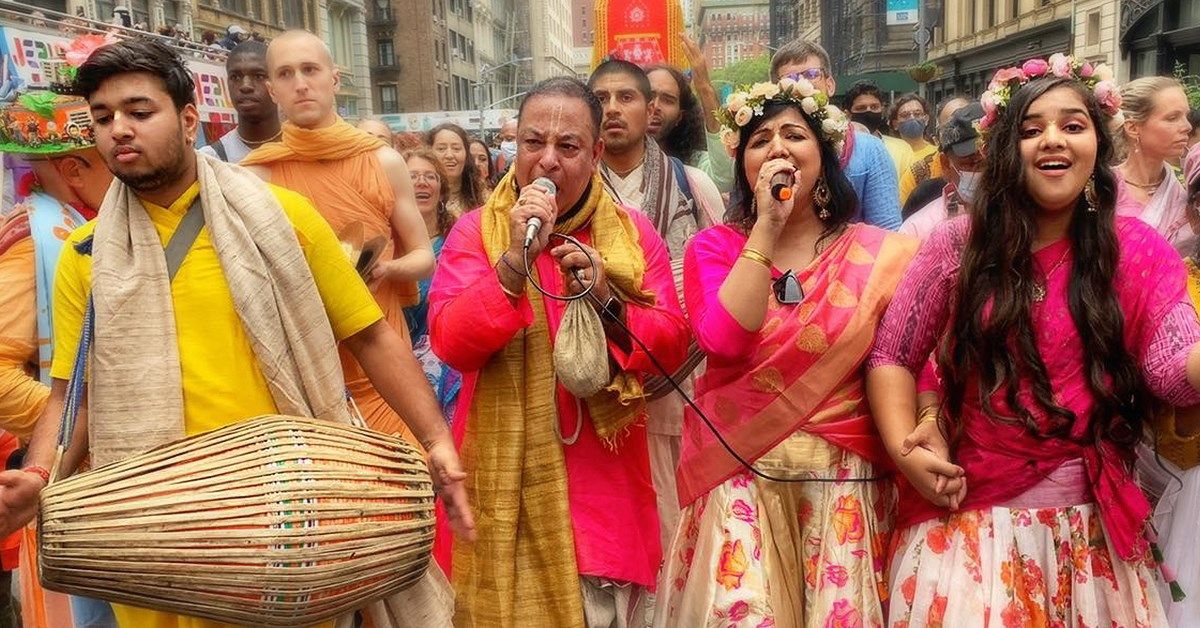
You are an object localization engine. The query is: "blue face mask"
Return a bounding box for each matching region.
[898,118,926,140]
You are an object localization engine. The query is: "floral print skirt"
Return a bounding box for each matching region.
[887,504,1168,627]
[654,433,894,628]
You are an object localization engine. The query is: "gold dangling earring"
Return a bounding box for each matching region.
[813,178,831,220]
[1085,175,1098,212]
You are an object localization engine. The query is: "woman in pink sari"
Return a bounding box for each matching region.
[868,68,1200,625]
[1114,76,1195,250]
[654,79,922,627]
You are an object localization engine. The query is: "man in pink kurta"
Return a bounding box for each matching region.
[427,77,689,626]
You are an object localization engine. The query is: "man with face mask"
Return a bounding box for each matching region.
[844,81,912,180]
[899,94,971,204]
[900,103,985,239]
[495,118,518,173]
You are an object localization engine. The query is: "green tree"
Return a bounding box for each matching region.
[711,54,772,89]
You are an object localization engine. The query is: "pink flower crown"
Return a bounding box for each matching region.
[979,53,1120,133]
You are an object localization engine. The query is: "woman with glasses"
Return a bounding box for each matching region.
[402,149,461,423]
[868,61,1200,625]
[654,79,919,626]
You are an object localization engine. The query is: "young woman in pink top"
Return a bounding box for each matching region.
[867,67,1200,624]
[654,79,924,627]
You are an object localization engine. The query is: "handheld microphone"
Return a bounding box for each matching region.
[522,177,557,248]
[771,171,795,202]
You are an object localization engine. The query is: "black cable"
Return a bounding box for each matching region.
[523,235,883,484]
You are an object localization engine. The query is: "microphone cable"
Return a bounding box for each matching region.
[522,233,883,484]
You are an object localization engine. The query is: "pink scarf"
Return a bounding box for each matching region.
[901,219,1185,561]
[677,224,916,505]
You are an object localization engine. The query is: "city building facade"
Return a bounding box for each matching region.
[697,0,770,70]
[1121,0,1200,80]
[821,0,918,97]
[924,0,1074,103]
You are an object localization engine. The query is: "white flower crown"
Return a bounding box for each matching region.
[716,78,850,150]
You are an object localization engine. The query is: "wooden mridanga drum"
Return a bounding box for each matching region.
[38,415,435,626]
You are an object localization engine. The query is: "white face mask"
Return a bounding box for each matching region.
[500,140,517,160]
[956,169,981,205]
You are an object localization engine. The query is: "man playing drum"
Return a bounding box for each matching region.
[0,38,474,628]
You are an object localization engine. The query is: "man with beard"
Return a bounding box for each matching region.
[644,65,705,165]
[0,38,472,628]
[242,30,435,444]
[588,59,722,553]
[199,40,280,162]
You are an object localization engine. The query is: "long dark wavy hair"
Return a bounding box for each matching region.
[940,76,1150,449]
[425,123,487,209]
[726,101,858,243]
[645,64,706,163]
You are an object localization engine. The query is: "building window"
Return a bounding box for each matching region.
[1086,11,1100,47]
[222,0,248,14]
[328,8,353,66]
[1183,0,1200,27]
[380,85,399,114]
[377,40,395,66]
[376,2,392,20]
[283,1,305,27]
[1010,0,1020,20]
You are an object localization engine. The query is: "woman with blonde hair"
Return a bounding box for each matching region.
[1115,76,1194,248]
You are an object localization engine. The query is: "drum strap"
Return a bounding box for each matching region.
[54,198,205,474]
[164,197,205,282]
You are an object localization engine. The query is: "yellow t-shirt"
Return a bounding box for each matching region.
[880,134,913,181]
[899,145,942,204]
[51,182,379,627]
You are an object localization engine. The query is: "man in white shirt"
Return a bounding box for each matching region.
[198,41,280,163]
[588,59,724,551]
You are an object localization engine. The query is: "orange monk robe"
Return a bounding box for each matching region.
[242,120,422,448]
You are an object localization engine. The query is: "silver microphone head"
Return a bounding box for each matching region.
[531,177,557,196]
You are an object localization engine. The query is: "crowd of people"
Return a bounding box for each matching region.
[0,20,1199,628]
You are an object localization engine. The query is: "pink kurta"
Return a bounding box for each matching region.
[428,207,689,588]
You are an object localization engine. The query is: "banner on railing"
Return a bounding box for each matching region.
[0,25,234,125]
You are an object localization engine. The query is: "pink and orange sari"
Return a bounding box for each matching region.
[654,223,916,627]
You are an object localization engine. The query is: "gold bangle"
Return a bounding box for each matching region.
[739,248,772,269]
[917,405,940,425]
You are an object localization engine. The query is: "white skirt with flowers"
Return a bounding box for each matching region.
[888,501,1168,627]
